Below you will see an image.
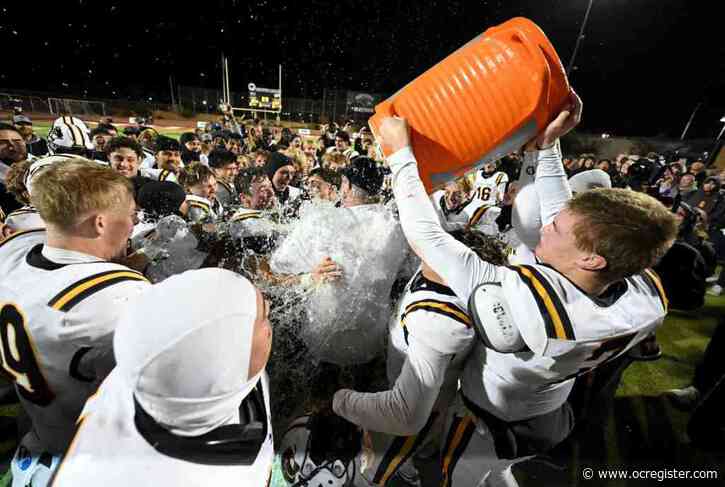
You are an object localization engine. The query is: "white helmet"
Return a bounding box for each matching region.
[47,116,94,155]
[568,169,612,194]
[24,155,76,197]
[279,415,359,487]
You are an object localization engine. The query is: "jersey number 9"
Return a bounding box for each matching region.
[0,303,55,406]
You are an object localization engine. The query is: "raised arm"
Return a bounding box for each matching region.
[380,118,501,302]
[531,91,582,226]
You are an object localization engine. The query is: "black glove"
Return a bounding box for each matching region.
[308,408,362,466]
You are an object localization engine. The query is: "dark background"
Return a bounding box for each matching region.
[2,0,723,137]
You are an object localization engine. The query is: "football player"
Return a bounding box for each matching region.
[377,91,678,486]
[178,163,223,223]
[0,158,150,486]
[208,148,240,207]
[472,160,508,206]
[332,230,507,486]
[139,136,183,184]
[46,117,94,159]
[51,269,275,486]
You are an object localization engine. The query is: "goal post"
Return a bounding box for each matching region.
[48,98,107,117]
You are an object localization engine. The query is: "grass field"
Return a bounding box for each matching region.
[31,122,188,141]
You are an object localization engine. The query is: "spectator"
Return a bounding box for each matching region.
[307,167,341,203]
[13,114,47,157]
[178,162,222,223]
[326,130,359,160]
[106,136,154,197]
[142,136,183,184]
[265,152,302,209]
[235,168,276,211]
[653,165,678,204]
[596,158,611,173]
[0,122,29,213]
[690,160,707,187]
[208,148,239,207]
[673,172,698,207]
[90,126,115,162]
[253,149,269,168]
[685,176,724,220]
[179,132,202,165]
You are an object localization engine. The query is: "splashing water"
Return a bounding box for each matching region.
[270,201,409,365]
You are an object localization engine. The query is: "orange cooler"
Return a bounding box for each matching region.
[369,17,570,192]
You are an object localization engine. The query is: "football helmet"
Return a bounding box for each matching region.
[280,414,360,487]
[47,116,94,156]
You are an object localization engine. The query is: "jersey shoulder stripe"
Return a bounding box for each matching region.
[401,299,472,328]
[218,180,234,193]
[0,228,45,248]
[6,207,39,217]
[641,268,668,313]
[159,169,171,181]
[508,264,575,341]
[48,269,148,312]
[495,173,504,185]
[408,271,456,296]
[187,201,211,212]
[468,205,491,227]
[231,212,262,223]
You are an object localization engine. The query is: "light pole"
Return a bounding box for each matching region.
[566,0,595,76]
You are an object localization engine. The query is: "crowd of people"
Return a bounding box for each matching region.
[0,88,719,487]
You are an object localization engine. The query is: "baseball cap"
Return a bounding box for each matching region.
[342,156,384,196]
[13,114,32,125]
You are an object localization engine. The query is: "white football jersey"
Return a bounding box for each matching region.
[462,200,502,237]
[473,171,508,205]
[462,263,668,421]
[389,269,475,404]
[52,371,275,487]
[228,208,266,238]
[0,236,149,455]
[140,166,180,184]
[3,206,46,231]
[430,190,472,233]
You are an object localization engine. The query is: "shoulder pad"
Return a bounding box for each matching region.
[468,282,527,353]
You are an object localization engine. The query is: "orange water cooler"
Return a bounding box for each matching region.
[369,17,571,192]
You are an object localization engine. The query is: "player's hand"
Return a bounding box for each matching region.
[529,90,583,150]
[377,116,411,155]
[0,223,17,240]
[311,256,343,284]
[309,408,362,464]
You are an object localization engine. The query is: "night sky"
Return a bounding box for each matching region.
[3,0,723,138]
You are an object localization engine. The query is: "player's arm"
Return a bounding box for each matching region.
[495,172,509,204]
[380,119,502,302]
[333,333,451,436]
[530,91,583,226]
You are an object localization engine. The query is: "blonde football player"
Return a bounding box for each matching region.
[377,91,678,487]
[0,158,149,486]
